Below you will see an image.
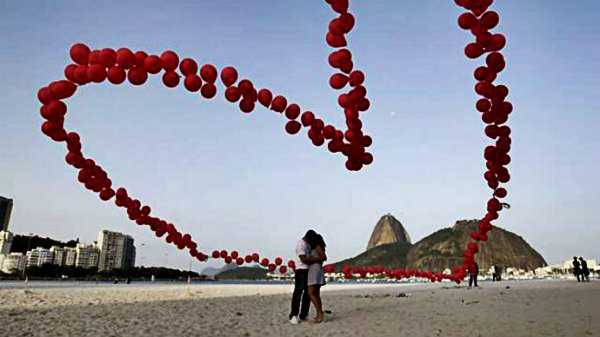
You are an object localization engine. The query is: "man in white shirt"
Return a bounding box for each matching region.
[289,229,319,324]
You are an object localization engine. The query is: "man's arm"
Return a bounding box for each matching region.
[299,254,322,264]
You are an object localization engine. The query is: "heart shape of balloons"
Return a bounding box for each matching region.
[36,0,512,282]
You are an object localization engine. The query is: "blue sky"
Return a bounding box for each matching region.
[1,0,599,271]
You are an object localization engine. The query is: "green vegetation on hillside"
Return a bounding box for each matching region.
[10,235,79,254]
[215,266,268,280]
[332,242,412,271]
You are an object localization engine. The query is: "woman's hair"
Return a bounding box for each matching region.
[314,234,326,249]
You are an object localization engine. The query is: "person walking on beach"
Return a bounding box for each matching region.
[572,257,582,282]
[579,257,590,282]
[468,262,479,288]
[289,230,318,325]
[307,234,327,323]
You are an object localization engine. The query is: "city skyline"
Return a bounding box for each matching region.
[1,1,599,271]
[0,228,136,274]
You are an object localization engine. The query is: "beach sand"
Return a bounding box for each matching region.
[0,279,598,337]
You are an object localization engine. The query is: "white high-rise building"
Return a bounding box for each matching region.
[97,230,136,271]
[0,252,26,274]
[0,231,13,255]
[64,247,77,266]
[50,246,66,266]
[26,247,54,267]
[75,243,100,268]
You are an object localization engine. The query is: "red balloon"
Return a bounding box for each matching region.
[238,79,254,96]
[86,64,107,83]
[486,52,505,73]
[225,87,242,102]
[329,73,349,89]
[245,255,253,263]
[224,256,233,264]
[268,264,276,272]
[488,34,506,52]
[494,187,507,198]
[133,51,147,67]
[99,189,115,201]
[270,95,287,112]
[184,74,202,92]
[279,266,287,274]
[476,98,491,112]
[458,12,478,29]
[70,43,91,65]
[161,71,180,88]
[239,98,255,113]
[261,258,269,267]
[236,257,244,265]
[47,101,67,118]
[179,58,198,76]
[323,125,336,139]
[49,80,77,99]
[285,104,301,120]
[285,121,301,135]
[348,70,365,87]
[100,48,117,68]
[201,83,217,99]
[144,55,163,74]
[258,89,273,107]
[339,13,355,32]
[127,68,148,85]
[160,51,179,71]
[479,11,499,29]
[326,32,347,48]
[116,48,135,69]
[300,111,315,127]
[484,125,498,139]
[64,64,78,83]
[474,67,490,82]
[72,65,90,85]
[465,42,485,59]
[212,250,220,259]
[107,67,126,84]
[221,66,238,87]
[362,135,372,147]
[200,64,218,83]
[363,152,373,165]
[340,59,353,74]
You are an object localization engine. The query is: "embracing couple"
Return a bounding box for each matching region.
[289,229,327,324]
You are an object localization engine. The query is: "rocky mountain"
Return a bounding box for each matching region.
[334,216,547,272]
[405,219,547,271]
[366,213,411,250]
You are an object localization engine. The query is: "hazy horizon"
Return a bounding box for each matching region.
[1,0,599,271]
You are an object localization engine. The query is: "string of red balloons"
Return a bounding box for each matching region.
[36,0,511,283]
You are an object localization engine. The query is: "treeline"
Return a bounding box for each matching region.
[18,264,200,280]
[10,235,79,254]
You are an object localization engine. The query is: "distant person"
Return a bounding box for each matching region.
[468,262,479,288]
[579,257,590,282]
[126,277,132,284]
[289,230,318,325]
[494,265,501,281]
[572,257,582,282]
[307,234,327,323]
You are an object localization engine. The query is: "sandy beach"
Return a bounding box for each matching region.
[0,279,598,337]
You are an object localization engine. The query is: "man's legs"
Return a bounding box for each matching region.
[289,269,308,319]
[299,277,311,320]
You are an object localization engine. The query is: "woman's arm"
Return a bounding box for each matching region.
[316,246,327,262]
